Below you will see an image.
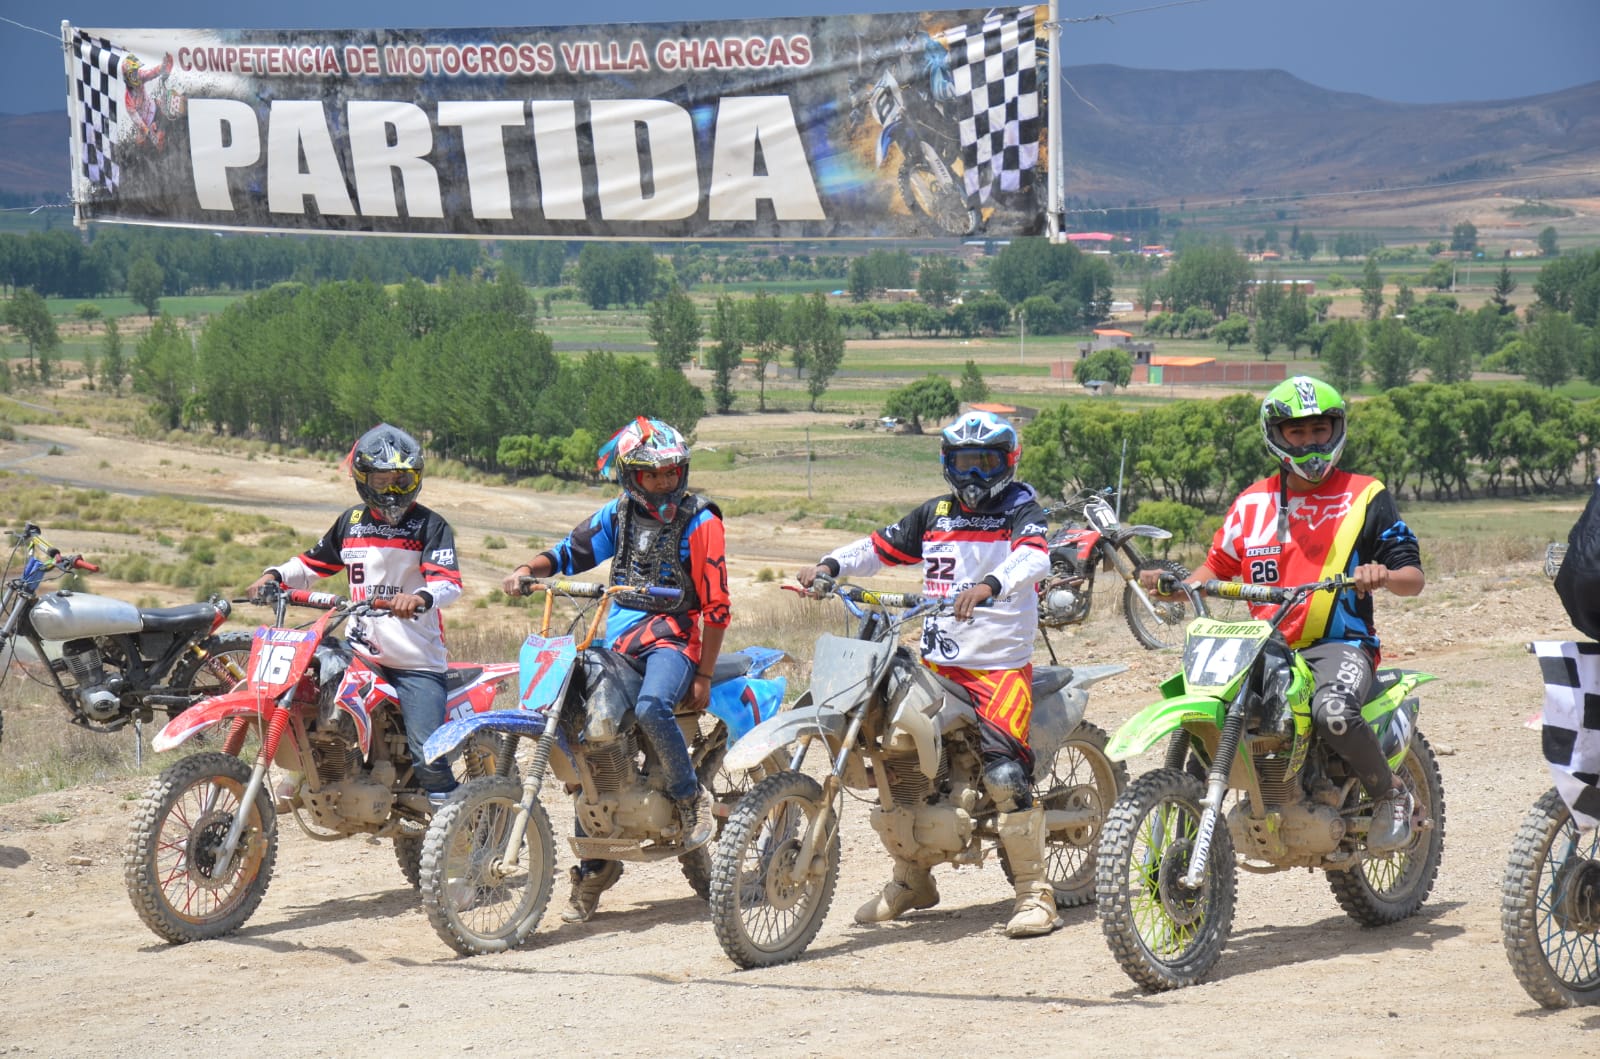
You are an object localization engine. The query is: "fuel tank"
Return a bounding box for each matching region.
[29,592,142,640]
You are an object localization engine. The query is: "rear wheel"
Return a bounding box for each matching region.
[1097,768,1235,991]
[1123,559,1190,650]
[123,751,277,943]
[169,632,254,713]
[1328,729,1446,924]
[708,770,839,968]
[419,776,556,957]
[1501,787,1600,1008]
[1002,722,1127,907]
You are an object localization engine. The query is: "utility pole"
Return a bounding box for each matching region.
[805,426,812,500]
[1018,309,1026,366]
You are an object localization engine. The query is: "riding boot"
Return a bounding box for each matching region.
[997,807,1063,938]
[560,860,625,924]
[853,858,940,924]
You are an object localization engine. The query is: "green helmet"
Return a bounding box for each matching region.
[1260,376,1346,484]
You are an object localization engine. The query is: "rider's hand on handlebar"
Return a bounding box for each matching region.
[1350,562,1392,598]
[385,592,430,619]
[247,572,284,604]
[796,564,834,593]
[1140,568,1185,599]
[952,581,994,621]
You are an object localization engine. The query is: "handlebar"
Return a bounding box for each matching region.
[1154,573,1352,613]
[514,575,682,603]
[10,524,99,574]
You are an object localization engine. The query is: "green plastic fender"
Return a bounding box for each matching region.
[1105,692,1227,762]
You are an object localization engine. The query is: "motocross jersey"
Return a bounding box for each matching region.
[824,482,1049,670]
[538,495,730,662]
[270,503,462,672]
[1206,468,1421,653]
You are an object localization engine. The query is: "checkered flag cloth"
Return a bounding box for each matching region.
[1534,640,1600,830]
[71,30,124,194]
[939,7,1040,206]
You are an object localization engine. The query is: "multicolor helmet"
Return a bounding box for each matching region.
[350,423,424,525]
[940,411,1019,510]
[1260,376,1347,484]
[598,417,691,520]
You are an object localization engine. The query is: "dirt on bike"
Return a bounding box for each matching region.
[1037,488,1190,654]
[0,522,250,753]
[122,586,513,943]
[706,577,1127,968]
[1096,575,1445,991]
[416,578,787,956]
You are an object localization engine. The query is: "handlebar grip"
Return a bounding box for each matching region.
[287,589,343,610]
[71,557,100,573]
[522,578,607,599]
[645,586,683,600]
[1205,580,1283,604]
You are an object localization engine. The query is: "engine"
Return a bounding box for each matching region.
[1227,798,1346,863]
[1037,562,1091,627]
[61,638,124,722]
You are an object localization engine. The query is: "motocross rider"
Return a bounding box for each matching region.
[1144,376,1424,853]
[249,424,464,806]
[502,417,730,924]
[797,410,1059,938]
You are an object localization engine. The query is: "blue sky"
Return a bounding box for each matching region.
[3,0,1596,115]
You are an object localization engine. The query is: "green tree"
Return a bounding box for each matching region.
[99,317,126,393]
[1392,280,1416,319]
[705,295,743,414]
[744,290,784,412]
[883,375,958,433]
[1213,313,1250,350]
[647,286,702,372]
[1359,257,1385,321]
[1538,226,1559,258]
[1074,348,1134,392]
[1321,319,1366,394]
[848,257,873,302]
[790,293,844,411]
[1450,220,1479,253]
[133,313,196,429]
[916,256,960,308]
[127,256,164,317]
[1423,312,1474,384]
[3,287,59,377]
[1491,264,1518,316]
[1366,317,1421,390]
[1523,310,1578,390]
[1159,241,1252,317]
[958,359,990,403]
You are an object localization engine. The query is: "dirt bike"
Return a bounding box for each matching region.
[1037,488,1190,655]
[706,577,1128,968]
[0,522,250,755]
[123,586,514,943]
[860,66,977,236]
[416,578,787,956]
[1095,575,1445,991]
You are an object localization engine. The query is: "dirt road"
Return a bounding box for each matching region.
[0,426,1596,1058]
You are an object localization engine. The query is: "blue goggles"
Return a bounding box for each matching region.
[945,448,1008,480]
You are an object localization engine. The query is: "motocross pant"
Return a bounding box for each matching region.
[924,661,1035,812]
[576,644,698,877]
[1301,641,1391,797]
[380,665,456,795]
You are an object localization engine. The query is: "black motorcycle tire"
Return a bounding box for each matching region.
[708,770,839,969]
[1123,559,1190,650]
[123,751,278,944]
[1001,721,1128,907]
[393,732,504,889]
[419,775,556,957]
[1328,728,1446,925]
[166,630,255,714]
[897,156,977,237]
[1097,767,1236,992]
[1501,787,1600,1008]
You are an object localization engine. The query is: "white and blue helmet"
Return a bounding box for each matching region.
[940,411,1019,509]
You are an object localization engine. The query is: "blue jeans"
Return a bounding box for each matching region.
[380,665,456,795]
[633,645,699,803]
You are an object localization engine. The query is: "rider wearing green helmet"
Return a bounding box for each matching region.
[1146,376,1426,853]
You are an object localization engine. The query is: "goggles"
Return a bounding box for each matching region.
[946,448,1007,478]
[363,468,420,495]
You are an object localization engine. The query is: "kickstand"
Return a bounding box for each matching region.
[133,717,144,769]
[1041,628,1060,665]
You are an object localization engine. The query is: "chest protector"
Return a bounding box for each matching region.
[610,496,705,614]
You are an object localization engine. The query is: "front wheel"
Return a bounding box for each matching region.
[897,152,977,236]
[1096,768,1236,991]
[419,776,556,957]
[123,751,278,943]
[1328,728,1446,925]
[1002,722,1127,907]
[708,770,839,968]
[1123,559,1190,650]
[1501,787,1600,1008]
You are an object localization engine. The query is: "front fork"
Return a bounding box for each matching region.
[1181,693,1246,890]
[492,698,568,876]
[1106,543,1168,623]
[214,700,293,872]
[786,707,865,886]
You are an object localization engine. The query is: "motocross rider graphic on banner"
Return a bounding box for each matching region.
[63,9,1045,239]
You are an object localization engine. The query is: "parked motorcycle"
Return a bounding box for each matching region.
[1037,488,1191,653]
[706,578,1127,968]
[416,578,787,956]
[0,523,250,752]
[1095,575,1445,991]
[123,586,514,943]
[860,65,976,236]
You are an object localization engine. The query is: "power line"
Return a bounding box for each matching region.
[1055,0,1208,27]
[0,16,59,41]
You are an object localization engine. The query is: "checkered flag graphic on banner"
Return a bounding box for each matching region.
[1535,640,1600,830]
[72,30,124,194]
[939,7,1040,206]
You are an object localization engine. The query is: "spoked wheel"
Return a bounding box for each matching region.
[1096,768,1236,991]
[1502,787,1600,1008]
[396,732,503,890]
[1002,721,1127,907]
[898,150,977,236]
[419,776,556,957]
[708,770,839,968]
[1123,559,1190,650]
[123,751,278,943]
[172,631,254,700]
[1329,729,1446,924]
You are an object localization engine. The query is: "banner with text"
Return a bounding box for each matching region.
[66,11,1045,239]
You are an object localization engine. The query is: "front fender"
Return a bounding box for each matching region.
[724,699,847,772]
[1105,693,1226,762]
[1123,524,1174,541]
[152,688,265,753]
[424,710,549,765]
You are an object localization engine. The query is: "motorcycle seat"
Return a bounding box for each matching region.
[710,653,753,682]
[138,602,221,635]
[1031,665,1074,697]
[445,667,483,691]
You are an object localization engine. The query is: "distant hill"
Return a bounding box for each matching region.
[3,67,1598,210]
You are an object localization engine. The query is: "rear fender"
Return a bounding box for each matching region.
[709,673,788,746]
[152,687,266,753]
[724,698,847,772]
[443,661,521,721]
[1105,693,1227,762]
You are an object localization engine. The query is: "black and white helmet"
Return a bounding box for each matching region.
[350,423,424,525]
[940,411,1019,510]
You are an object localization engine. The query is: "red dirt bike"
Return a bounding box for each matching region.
[122,586,514,943]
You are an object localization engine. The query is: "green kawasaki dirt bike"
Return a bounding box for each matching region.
[1095,575,1445,991]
